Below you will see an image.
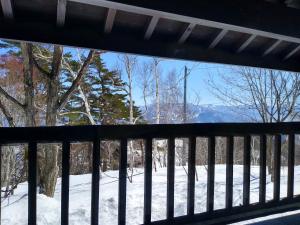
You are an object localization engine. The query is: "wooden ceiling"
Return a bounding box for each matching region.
[1,0,300,72]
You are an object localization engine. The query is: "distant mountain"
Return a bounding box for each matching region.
[143,104,259,123]
[195,104,258,123]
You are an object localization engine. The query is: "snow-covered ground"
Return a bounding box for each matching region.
[2,165,300,225]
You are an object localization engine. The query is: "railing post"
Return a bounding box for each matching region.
[61,141,70,225]
[274,135,281,201]
[207,136,215,212]
[144,138,153,224]
[259,135,267,204]
[187,136,196,216]
[28,142,37,225]
[91,137,100,225]
[118,138,127,225]
[243,135,251,206]
[288,134,295,199]
[226,136,233,209]
[167,138,175,220]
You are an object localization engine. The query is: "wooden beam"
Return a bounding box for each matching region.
[209,29,228,49]
[57,0,67,27]
[178,23,196,44]
[237,34,256,53]
[0,20,299,72]
[104,8,117,34]
[144,16,159,40]
[284,45,300,60]
[69,0,300,45]
[0,0,13,19]
[263,40,282,56]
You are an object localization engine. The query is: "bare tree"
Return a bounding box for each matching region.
[34,45,95,196]
[118,54,139,182]
[152,58,163,124]
[59,49,98,125]
[137,61,153,121]
[118,54,138,124]
[0,42,95,197]
[209,67,300,179]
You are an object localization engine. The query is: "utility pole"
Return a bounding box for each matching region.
[183,66,188,123]
[183,66,188,166]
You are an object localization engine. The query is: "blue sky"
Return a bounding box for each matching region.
[102,52,230,106]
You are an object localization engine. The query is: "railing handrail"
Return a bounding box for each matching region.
[0,122,300,143]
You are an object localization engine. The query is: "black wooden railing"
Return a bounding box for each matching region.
[1,123,300,225]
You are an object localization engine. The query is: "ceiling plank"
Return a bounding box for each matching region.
[69,0,300,45]
[284,45,300,60]
[0,19,299,72]
[0,0,13,19]
[57,0,67,27]
[104,8,117,34]
[144,16,159,40]
[263,40,282,56]
[178,23,196,44]
[209,29,228,49]
[237,34,256,53]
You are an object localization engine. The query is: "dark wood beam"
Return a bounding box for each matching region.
[178,23,196,44]
[144,16,159,40]
[0,19,299,72]
[70,0,300,44]
[57,0,67,27]
[0,0,13,19]
[284,45,300,60]
[263,40,281,56]
[237,34,256,53]
[104,8,117,34]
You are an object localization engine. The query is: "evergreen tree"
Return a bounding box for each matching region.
[62,54,142,125]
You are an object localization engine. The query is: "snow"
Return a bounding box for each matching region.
[2,165,300,225]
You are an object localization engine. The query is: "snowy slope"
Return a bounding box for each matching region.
[1,165,299,225]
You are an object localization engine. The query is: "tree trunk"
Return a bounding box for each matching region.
[21,43,35,127]
[266,136,274,182]
[38,46,63,197]
[155,65,160,124]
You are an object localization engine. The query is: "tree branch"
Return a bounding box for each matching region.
[32,56,51,77]
[56,50,95,111]
[0,99,15,127]
[0,86,24,109]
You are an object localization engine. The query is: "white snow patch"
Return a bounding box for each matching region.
[1,165,300,225]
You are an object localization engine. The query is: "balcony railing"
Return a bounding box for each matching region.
[1,122,300,225]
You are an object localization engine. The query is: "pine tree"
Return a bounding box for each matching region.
[62,54,142,125]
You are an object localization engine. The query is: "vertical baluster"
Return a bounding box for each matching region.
[91,138,100,225]
[225,136,233,209]
[144,138,152,224]
[61,141,70,225]
[28,142,37,225]
[207,136,215,212]
[187,136,196,216]
[274,135,281,201]
[167,137,175,220]
[259,135,266,204]
[288,134,295,199]
[243,135,251,206]
[118,138,127,225]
